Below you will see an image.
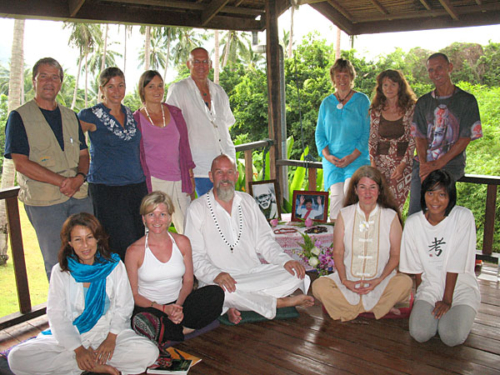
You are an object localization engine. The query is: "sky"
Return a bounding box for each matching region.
[1,5,499,93]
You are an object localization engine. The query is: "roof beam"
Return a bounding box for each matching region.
[201,0,230,26]
[325,0,353,21]
[68,0,86,17]
[438,0,460,20]
[308,1,354,34]
[419,0,432,11]
[369,0,389,15]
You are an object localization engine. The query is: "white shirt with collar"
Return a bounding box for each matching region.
[166,76,236,178]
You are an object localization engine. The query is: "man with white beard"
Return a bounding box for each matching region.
[252,184,278,220]
[185,155,314,324]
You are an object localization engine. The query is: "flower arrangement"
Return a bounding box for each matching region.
[297,233,335,275]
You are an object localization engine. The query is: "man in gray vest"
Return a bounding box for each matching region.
[4,57,93,280]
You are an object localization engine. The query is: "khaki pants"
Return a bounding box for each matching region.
[313,273,412,322]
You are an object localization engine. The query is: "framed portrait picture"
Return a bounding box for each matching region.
[291,190,329,223]
[248,180,281,221]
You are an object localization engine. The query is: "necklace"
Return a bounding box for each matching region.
[143,105,166,128]
[207,194,243,253]
[336,89,352,109]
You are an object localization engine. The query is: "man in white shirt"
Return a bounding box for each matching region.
[185,155,314,324]
[166,47,236,196]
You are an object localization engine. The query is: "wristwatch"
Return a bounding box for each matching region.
[76,172,87,182]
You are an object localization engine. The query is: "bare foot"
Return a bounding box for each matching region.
[277,294,315,308]
[227,308,242,324]
[90,363,120,375]
[389,307,401,316]
[182,327,195,335]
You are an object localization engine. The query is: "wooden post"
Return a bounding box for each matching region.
[5,195,31,314]
[483,184,497,256]
[265,0,282,195]
[244,149,253,194]
[309,168,317,191]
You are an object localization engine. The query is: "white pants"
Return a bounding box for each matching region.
[151,176,191,234]
[205,264,311,319]
[329,178,351,220]
[8,328,159,375]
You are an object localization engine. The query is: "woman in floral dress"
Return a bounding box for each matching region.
[79,67,147,261]
[369,70,417,212]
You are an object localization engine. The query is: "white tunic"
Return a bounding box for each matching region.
[329,204,397,311]
[8,261,158,375]
[185,190,310,319]
[400,206,480,311]
[166,76,236,178]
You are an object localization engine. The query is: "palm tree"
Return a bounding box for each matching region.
[0,64,9,96]
[170,27,207,67]
[0,19,25,265]
[288,1,300,58]
[220,31,250,68]
[138,27,167,71]
[214,30,220,84]
[139,26,152,70]
[119,24,133,74]
[64,22,102,108]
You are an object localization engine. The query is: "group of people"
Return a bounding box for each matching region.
[313,52,482,347]
[3,48,484,374]
[4,47,313,373]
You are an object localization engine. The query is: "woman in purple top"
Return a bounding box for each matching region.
[134,70,195,234]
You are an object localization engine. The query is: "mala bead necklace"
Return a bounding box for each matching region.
[207,194,243,253]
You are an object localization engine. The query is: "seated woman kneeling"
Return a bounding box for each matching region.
[8,213,158,375]
[400,170,480,346]
[125,191,224,349]
[312,166,412,321]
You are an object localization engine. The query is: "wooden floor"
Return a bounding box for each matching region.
[1,264,499,375]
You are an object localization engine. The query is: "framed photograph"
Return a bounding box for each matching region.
[249,180,281,221]
[292,190,329,223]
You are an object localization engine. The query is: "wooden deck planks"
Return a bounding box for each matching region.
[1,264,499,374]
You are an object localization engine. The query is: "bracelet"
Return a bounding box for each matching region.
[162,305,166,313]
[76,172,87,182]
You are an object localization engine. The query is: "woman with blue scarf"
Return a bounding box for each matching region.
[8,213,158,375]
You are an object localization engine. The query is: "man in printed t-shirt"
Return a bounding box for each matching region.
[408,53,483,215]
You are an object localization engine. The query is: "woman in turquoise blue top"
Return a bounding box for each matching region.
[315,58,370,221]
[79,67,147,261]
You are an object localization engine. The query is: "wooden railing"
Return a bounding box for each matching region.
[1,142,498,328]
[0,187,46,330]
[238,142,499,261]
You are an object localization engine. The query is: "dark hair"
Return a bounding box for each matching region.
[427,52,450,64]
[344,165,402,223]
[32,57,64,82]
[420,169,456,216]
[329,58,356,88]
[138,70,163,103]
[370,69,416,111]
[58,212,112,271]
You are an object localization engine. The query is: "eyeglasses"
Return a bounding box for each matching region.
[191,59,210,65]
[37,74,61,82]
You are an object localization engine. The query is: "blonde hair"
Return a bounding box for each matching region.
[140,191,175,216]
[329,58,356,88]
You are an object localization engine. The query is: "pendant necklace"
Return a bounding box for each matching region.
[207,194,243,253]
[336,89,352,109]
[144,105,166,128]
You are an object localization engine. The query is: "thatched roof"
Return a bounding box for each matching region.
[0,0,499,34]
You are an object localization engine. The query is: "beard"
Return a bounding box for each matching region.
[216,180,235,202]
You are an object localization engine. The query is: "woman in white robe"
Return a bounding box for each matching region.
[312,165,412,321]
[8,213,158,375]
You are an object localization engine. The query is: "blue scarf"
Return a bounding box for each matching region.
[69,252,120,334]
[43,252,120,336]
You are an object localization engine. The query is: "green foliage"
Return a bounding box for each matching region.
[455,82,500,251]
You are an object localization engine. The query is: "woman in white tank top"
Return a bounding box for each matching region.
[125,191,224,348]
